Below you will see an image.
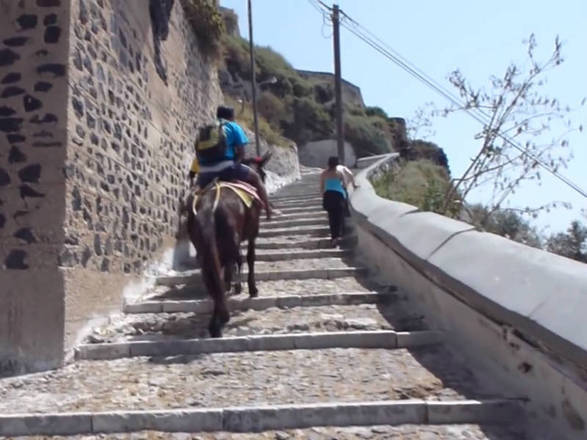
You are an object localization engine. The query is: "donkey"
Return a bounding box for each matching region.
[185,155,271,337]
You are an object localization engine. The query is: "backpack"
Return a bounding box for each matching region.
[195,121,228,163]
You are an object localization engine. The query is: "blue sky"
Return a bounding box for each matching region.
[220,0,586,234]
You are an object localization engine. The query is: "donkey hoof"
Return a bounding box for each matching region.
[209,327,222,338]
[249,288,258,298]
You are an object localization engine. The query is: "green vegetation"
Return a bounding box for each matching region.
[224,95,290,147]
[546,221,587,263]
[371,161,587,263]
[221,34,396,155]
[344,114,391,157]
[371,159,460,215]
[465,204,542,249]
[182,0,225,58]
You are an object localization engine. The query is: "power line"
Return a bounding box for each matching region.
[306,0,325,15]
[311,6,587,199]
[306,0,332,37]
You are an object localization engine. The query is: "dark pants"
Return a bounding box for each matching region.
[196,163,251,188]
[323,191,345,240]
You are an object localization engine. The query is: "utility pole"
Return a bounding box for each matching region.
[247,0,261,156]
[332,4,345,165]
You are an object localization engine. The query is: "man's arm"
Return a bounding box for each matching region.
[234,145,245,163]
[320,171,325,194]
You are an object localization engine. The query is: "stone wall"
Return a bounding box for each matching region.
[299,139,356,168]
[296,70,365,109]
[62,0,222,350]
[0,0,71,374]
[0,0,222,373]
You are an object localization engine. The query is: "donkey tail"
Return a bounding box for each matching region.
[192,209,224,302]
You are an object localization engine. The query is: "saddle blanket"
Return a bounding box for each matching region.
[192,180,263,215]
[218,180,262,208]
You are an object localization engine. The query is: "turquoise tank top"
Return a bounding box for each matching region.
[324,177,346,198]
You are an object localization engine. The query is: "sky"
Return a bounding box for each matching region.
[220,0,587,234]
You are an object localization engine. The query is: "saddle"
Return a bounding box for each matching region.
[192,179,263,215]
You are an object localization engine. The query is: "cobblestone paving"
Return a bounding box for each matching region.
[1,424,529,440]
[256,234,330,245]
[83,302,428,344]
[0,169,531,438]
[255,257,356,271]
[0,347,498,414]
[143,277,384,301]
[158,258,354,275]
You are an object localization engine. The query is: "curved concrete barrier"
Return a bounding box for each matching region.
[350,153,587,439]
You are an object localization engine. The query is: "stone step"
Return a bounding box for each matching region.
[261,212,326,223]
[258,225,331,238]
[184,249,351,268]
[122,292,397,314]
[269,191,322,202]
[155,266,367,287]
[271,191,322,198]
[272,198,323,208]
[273,200,323,209]
[253,234,357,249]
[124,291,395,314]
[276,205,323,214]
[273,192,321,199]
[75,330,442,360]
[0,399,525,437]
[1,346,518,422]
[261,217,328,229]
[91,299,427,347]
[257,248,351,261]
[254,237,331,249]
[142,276,385,303]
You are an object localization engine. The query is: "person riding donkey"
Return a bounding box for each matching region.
[193,105,272,219]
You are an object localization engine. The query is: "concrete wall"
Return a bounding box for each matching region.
[350,154,587,439]
[296,70,365,109]
[299,139,356,168]
[0,0,223,373]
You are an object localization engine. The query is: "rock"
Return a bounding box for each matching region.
[320,313,344,321]
[287,323,310,332]
[345,318,378,330]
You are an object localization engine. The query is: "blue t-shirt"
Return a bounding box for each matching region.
[221,119,248,160]
[324,177,347,198]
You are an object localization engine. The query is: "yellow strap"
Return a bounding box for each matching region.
[191,181,251,217]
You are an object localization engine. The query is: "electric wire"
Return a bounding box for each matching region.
[309,2,587,199]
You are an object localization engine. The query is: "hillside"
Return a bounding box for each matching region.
[218,33,399,158]
[215,7,450,174]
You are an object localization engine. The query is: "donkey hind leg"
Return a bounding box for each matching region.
[224,264,234,296]
[209,294,230,338]
[234,232,243,295]
[201,260,230,337]
[246,238,258,297]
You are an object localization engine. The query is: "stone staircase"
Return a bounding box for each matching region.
[0,169,530,438]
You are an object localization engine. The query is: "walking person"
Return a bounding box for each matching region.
[320,156,347,247]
